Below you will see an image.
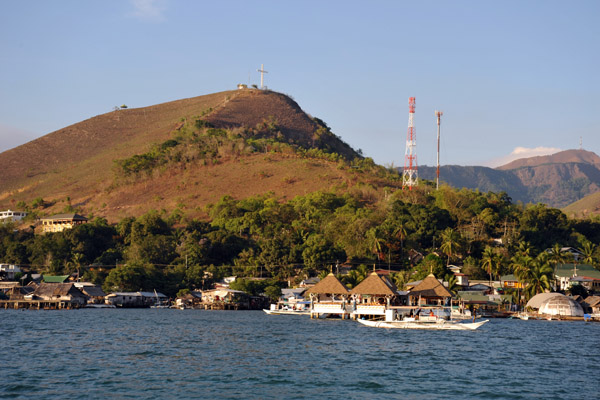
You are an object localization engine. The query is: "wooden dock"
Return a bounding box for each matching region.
[0,300,83,310]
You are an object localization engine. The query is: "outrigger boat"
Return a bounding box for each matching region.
[356,307,489,330]
[357,317,488,330]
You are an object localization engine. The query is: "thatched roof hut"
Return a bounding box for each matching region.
[408,274,452,299]
[305,273,349,295]
[33,283,88,304]
[350,272,398,296]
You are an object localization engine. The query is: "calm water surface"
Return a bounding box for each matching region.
[1,309,598,399]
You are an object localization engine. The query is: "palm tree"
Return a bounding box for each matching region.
[579,240,596,265]
[390,270,411,290]
[524,255,554,299]
[481,246,497,287]
[367,229,384,263]
[444,273,459,296]
[516,240,533,258]
[548,243,566,269]
[440,228,462,267]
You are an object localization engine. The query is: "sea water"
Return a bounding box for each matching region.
[1,309,598,399]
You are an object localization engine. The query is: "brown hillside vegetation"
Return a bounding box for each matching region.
[0,88,393,222]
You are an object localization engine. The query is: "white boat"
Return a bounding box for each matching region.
[263,307,310,315]
[357,317,489,330]
[84,303,116,309]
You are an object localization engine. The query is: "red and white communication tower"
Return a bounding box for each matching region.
[402,97,418,189]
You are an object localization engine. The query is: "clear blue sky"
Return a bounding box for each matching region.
[1,1,598,167]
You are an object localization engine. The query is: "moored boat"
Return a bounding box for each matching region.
[357,317,489,330]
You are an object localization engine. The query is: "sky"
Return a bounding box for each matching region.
[1,0,598,168]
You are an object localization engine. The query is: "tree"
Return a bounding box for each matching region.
[440,228,462,266]
[524,255,554,299]
[579,240,596,265]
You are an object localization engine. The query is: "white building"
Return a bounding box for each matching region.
[0,210,27,224]
[0,264,22,280]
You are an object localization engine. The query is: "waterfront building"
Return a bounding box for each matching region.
[305,273,350,318]
[407,274,453,306]
[31,283,88,306]
[74,283,106,304]
[0,264,22,280]
[40,213,88,233]
[349,271,399,319]
[538,295,584,317]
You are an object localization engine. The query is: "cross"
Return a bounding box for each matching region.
[257,64,268,89]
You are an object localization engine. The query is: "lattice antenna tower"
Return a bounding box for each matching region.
[435,110,443,190]
[402,97,418,189]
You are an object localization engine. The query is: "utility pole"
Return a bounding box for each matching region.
[435,110,443,190]
[257,64,268,89]
[402,97,418,189]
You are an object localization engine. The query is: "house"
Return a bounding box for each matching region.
[41,213,88,233]
[569,276,600,293]
[407,274,453,306]
[105,291,167,307]
[42,275,70,283]
[581,296,600,314]
[299,276,320,288]
[545,247,584,262]
[74,283,106,304]
[454,273,469,287]
[500,274,524,289]
[554,264,600,291]
[0,264,22,280]
[31,283,88,306]
[0,210,27,224]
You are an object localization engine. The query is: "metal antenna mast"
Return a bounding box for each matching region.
[435,110,443,190]
[402,97,418,189]
[257,64,268,89]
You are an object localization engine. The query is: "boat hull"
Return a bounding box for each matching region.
[263,309,310,316]
[357,318,489,330]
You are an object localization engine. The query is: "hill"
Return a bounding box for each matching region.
[418,149,600,208]
[563,191,600,218]
[0,89,394,222]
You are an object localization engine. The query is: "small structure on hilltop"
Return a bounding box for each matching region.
[304,273,350,318]
[407,274,452,307]
[41,213,88,233]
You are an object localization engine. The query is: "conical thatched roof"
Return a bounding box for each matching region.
[350,272,398,296]
[305,273,349,295]
[408,274,452,298]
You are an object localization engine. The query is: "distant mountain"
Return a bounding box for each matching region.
[418,149,600,208]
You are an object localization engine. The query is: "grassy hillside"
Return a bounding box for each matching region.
[0,89,399,223]
[563,191,600,218]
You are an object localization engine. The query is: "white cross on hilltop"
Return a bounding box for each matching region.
[257,64,268,89]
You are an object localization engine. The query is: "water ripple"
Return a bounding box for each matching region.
[1,310,599,399]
